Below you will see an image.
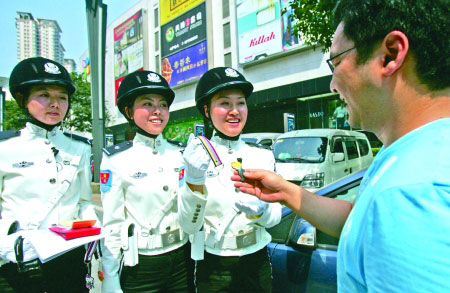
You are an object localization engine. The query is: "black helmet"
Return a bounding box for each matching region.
[9,57,76,108]
[195,67,253,117]
[117,70,175,118]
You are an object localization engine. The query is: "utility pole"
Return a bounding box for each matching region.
[85,0,107,183]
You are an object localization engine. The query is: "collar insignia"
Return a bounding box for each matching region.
[44,62,61,74]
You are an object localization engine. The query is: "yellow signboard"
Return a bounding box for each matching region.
[160,0,205,25]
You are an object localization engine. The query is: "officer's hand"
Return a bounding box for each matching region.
[234,193,269,217]
[183,134,211,185]
[0,232,38,263]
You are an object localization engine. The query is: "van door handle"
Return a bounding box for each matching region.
[344,168,349,172]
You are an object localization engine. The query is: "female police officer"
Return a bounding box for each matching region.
[100,70,194,292]
[0,57,98,292]
[178,67,282,292]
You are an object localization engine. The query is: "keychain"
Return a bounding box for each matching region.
[232,158,245,182]
[86,265,95,289]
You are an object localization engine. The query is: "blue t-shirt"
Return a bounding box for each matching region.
[337,119,450,292]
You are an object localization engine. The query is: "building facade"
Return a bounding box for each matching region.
[98,0,344,144]
[64,59,77,73]
[16,12,65,64]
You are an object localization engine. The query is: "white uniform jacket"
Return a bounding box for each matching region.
[178,136,282,257]
[100,133,188,291]
[0,123,96,238]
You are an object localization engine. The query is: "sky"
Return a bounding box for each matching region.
[0,0,141,78]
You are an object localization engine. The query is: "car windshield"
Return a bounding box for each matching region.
[241,137,257,144]
[273,137,327,163]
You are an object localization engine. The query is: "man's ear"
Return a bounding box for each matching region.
[203,104,209,118]
[124,106,133,120]
[381,31,409,76]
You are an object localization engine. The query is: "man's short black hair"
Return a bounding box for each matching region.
[333,0,450,91]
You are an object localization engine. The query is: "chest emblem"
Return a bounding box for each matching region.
[130,172,148,179]
[12,161,34,168]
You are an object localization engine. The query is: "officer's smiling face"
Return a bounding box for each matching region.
[127,94,169,135]
[26,84,69,125]
[206,89,248,137]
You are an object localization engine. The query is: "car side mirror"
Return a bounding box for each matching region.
[332,152,345,162]
[289,217,316,249]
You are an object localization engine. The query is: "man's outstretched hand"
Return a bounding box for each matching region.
[231,169,300,209]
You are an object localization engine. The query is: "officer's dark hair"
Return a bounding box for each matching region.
[333,0,450,91]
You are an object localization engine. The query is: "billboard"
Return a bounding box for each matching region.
[160,0,205,25]
[161,2,206,57]
[113,10,144,103]
[161,40,208,87]
[237,0,303,64]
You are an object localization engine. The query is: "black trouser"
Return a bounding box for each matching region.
[0,246,88,293]
[120,243,195,292]
[196,247,273,293]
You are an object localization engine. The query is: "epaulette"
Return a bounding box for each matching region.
[167,140,186,148]
[0,130,21,141]
[63,132,92,145]
[103,141,133,156]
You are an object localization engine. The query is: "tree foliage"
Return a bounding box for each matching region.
[286,0,337,52]
[65,72,93,132]
[3,100,28,130]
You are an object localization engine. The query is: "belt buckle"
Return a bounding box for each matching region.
[236,230,256,249]
[161,229,180,247]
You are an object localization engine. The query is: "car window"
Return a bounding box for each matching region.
[267,210,297,244]
[316,181,362,247]
[241,137,257,144]
[331,137,344,153]
[273,137,327,163]
[357,138,370,156]
[344,138,359,160]
[259,139,272,146]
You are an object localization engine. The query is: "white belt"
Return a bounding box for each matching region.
[205,227,261,250]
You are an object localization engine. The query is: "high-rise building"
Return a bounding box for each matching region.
[16,11,65,64]
[64,58,77,73]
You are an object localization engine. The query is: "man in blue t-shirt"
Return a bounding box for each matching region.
[232,1,450,292]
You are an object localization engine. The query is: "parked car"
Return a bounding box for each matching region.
[241,132,282,148]
[273,129,372,192]
[268,169,367,292]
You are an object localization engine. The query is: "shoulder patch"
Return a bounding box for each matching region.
[0,130,21,141]
[167,140,186,148]
[63,132,92,145]
[103,141,133,156]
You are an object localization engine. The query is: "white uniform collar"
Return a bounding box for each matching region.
[25,122,59,138]
[134,132,164,153]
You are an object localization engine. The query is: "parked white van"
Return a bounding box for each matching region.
[273,129,373,191]
[241,133,282,148]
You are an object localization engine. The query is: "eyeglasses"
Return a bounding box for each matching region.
[326,46,356,73]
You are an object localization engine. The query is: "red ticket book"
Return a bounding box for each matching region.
[49,226,101,240]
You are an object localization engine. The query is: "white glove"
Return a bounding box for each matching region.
[0,232,38,263]
[234,193,269,217]
[183,134,212,185]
